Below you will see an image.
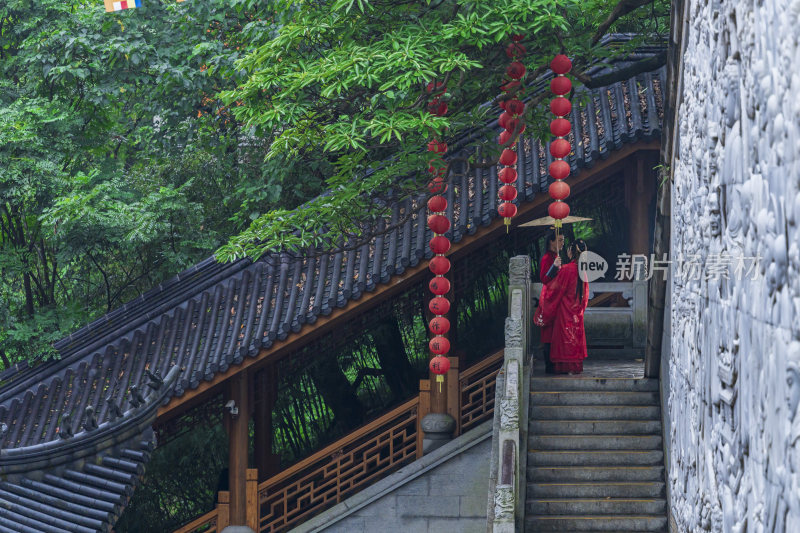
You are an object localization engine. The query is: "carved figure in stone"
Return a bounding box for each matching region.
[493,484,514,521]
[508,255,531,284]
[505,317,522,349]
[499,396,519,431]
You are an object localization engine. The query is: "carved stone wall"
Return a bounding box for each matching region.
[668,0,800,530]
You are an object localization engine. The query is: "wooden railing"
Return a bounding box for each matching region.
[460,349,504,433]
[173,491,227,533]
[257,396,418,531]
[173,351,503,533]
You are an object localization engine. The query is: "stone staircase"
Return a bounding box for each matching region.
[525,375,668,532]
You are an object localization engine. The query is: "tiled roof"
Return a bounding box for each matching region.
[0,37,665,531]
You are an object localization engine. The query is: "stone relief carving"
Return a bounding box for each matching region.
[499,396,519,432]
[508,255,530,284]
[493,484,514,521]
[505,317,522,349]
[669,1,800,530]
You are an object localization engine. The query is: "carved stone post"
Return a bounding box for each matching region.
[508,256,531,355]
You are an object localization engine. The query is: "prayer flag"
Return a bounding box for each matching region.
[104,0,142,12]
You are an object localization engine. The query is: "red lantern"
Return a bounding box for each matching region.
[428,162,445,176]
[550,54,572,75]
[426,81,446,95]
[427,139,448,153]
[427,195,447,212]
[511,34,524,42]
[429,296,451,315]
[499,184,518,201]
[504,117,521,133]
[506,61,526,80]
[428,177,446,194]
[550,118,571,137]
[428,100,448,116]
[548,201,570,219]
[506,43,526,58]
[501,80,521,93]
[506,99,525,115]
[429,276,451,295]
[498,202,518,218]
[499,130,512,146]
[429,354,451,373]
[498,167,518,184]
[427,214,450,234]
[548,181,571,200]
[429,235,451,254]
[429,337,451,356]
[550,76,572,95]
[428,256,451,275]
[550,97,572,117]
[429,316,451,335]
[549,160,570,180]
[499,149,517,166]
[550,138,571,159]
[498,100,508,111]
[498,112,512,129]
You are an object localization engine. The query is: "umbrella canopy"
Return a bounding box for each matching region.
[518,215,592,227]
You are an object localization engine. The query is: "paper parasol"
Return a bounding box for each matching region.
[518,215,592,227]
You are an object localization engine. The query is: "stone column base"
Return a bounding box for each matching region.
[421,412,455,454]
[221,527,255,533]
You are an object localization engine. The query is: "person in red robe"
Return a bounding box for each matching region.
[539,231,563,374]
[539,239,589,374]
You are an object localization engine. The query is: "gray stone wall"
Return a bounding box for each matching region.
[668,0,800,530]
[293,424,491,533]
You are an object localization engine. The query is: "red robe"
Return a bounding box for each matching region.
[540,262,589,373]
[539,251,558,343]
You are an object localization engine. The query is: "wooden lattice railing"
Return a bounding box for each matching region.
[460,349,504,433]
[257,397,418,531]
[173,350,503,533]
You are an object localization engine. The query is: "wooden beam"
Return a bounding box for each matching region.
[156,140,660,423]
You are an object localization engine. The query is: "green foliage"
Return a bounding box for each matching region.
[217,0,670,260]
[0,0,320,367]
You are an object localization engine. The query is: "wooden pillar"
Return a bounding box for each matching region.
[416,379,431,459]
[446,356,460,436]
[246,469,259,531]
[626,153,654,256]
[253,368,280,481]
[227,369,250,526]
[216,491,230,530]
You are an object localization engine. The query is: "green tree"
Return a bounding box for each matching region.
[217,0,669,259]
[0,0,313,367]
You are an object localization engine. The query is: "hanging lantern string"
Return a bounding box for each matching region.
[497,34,527,232]
[548,53,573,252]
[425,82,452,392]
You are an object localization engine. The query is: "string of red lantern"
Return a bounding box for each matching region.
[497,34,527,231]
[426,81,451,388]
[548,54,573,231]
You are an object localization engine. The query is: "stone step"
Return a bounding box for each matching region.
[528,465,665,482]
[528,450,664,466]
[530,391,660,406]
[528,481,666,499]
[525,514,667,531]
[531,377,659,392]
[531,419,662,435]
[529,434,662,450]
[527,498,667,515]
[531,405,661,420]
